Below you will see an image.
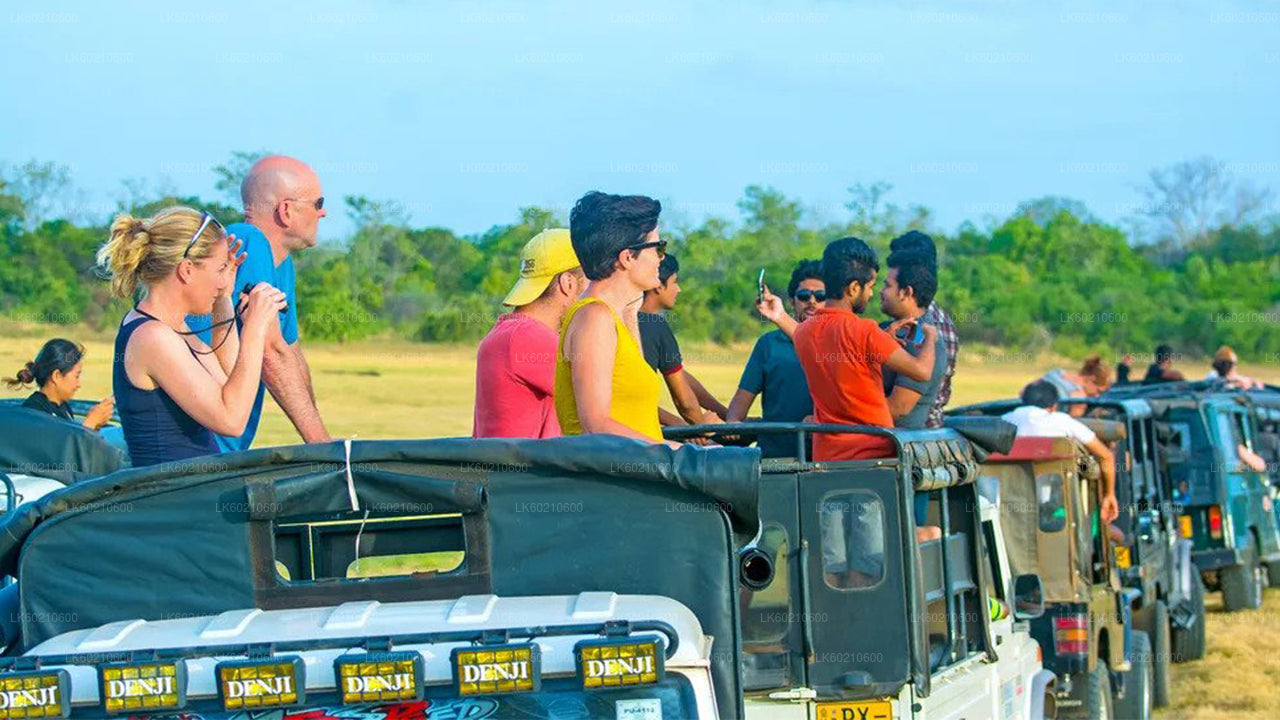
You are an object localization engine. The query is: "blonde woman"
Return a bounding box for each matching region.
[97,207,286,466]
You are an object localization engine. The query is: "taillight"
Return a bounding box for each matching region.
[1179,514,1193,539]
[1053,614,1089,657]
[1208,506,1223,540]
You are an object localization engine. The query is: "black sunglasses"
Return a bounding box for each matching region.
[284,196,324,211]
[182,212,225,259]
[626,240,667,259]
[794,289,826,302]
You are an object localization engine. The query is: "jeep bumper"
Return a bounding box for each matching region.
[1191,547,1240,571]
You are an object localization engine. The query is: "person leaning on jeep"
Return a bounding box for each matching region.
[473,229,585,439]
[889,231,958,426]
[727,259,824,458]
[638,252,729,427]
[1002,380,1120,523]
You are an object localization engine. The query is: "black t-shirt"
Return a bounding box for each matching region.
[638,312,683,375]
[22,391,74,422]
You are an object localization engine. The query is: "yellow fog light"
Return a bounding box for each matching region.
[334,652,422,705]
[98,660,186,715]
[0,669,70,719]
[451,644,540,696]
[575,637,664,690]
[216,656,304,711]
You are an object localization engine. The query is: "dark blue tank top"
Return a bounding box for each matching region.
[113,311,219,467]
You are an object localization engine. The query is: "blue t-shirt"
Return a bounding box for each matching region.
[738,329,813,458]
[187,222,298,452]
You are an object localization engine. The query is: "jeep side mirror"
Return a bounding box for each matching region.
[1013,573,1045,620]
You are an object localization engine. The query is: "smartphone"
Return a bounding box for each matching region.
[757,268,765,302]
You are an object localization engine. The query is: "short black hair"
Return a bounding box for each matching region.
[787,259,823,298]
[1154,344,1175,363]
[886,250,937,308]
[1020,380,1061,409]
[569,191,662,281]
[658,252,679,286]
[889,230,938,271]
[821,237,879,299]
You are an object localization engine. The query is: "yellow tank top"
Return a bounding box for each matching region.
[555,298,663,441]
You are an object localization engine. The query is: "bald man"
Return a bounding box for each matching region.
[193,155,331,450]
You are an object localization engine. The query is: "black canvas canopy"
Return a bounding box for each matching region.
[0,404,127,483]
[0,436,760,717]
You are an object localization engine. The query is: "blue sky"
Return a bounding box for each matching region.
[2,0,1278,241]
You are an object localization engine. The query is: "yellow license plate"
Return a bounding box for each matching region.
[816,700,893,720]
[1114,545,1131,568]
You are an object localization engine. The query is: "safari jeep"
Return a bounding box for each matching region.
[1106,382,1280,611]
[952,396,1209,705]
[0,398,127,515]
[0,437,758,718]
[974,435,1150,720]
[666,419,1055,720]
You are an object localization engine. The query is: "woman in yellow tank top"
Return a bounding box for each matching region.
[555,192,666,442]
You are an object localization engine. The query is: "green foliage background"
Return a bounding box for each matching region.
[2,160,1278,359]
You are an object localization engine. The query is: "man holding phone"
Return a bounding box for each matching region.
[727,260,824,457]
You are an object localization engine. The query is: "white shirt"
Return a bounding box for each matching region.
[1000,405,1097,444]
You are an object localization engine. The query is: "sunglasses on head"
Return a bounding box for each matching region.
[284,196,325,211]
[626,240,667,259]
[794,289,826,302]
[182,212,225,259]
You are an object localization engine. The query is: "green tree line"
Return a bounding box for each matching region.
[2,157,1278,359]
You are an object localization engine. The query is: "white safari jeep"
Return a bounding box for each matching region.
[666,420,1055,720]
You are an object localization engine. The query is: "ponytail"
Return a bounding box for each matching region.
[97,214,152,298]
[5,339,84,389]
[96,207,223,299]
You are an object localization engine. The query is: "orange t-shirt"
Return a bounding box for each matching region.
[793,307,902,460]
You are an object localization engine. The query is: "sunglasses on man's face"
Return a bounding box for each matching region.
[794,289,826,302]
[626,240,667,259]
[182,212,226,259]
[285,196,325,211]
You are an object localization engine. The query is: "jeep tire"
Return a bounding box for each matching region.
[1087,660,1115,720]
[1114,631,1154,720]
[1171,575,1207,662]
[1221,537,1264,611]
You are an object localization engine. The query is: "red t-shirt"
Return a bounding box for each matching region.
[473,313,561,439]
[793,307,902,460]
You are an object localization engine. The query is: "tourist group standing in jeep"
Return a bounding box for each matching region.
[3,157,1279,719]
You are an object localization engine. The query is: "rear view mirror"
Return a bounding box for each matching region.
[1013,573,1045,620]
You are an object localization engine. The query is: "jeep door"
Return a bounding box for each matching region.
[1212,404,1280,560]
[797,464,911,701]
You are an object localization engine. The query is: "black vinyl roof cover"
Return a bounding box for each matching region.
[0,406,127,483]
[0,435,760,577]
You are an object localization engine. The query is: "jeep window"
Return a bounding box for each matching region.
[274,512,470,583]
[819,492,885,590]
[1036,473,1067,532]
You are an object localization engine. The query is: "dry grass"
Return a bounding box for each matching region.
[1159,590,1280,719]
[5,324,1280,714]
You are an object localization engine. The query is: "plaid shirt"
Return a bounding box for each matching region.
[921,302,959,427]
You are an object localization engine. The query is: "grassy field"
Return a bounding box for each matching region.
[4,326,1280,716]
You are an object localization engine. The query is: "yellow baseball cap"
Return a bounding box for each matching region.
[502,228,581,307]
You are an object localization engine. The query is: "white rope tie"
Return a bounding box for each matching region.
[343,436,359,512]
